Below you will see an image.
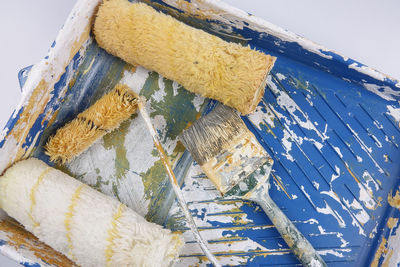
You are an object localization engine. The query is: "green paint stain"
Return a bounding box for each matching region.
[289,76,309,91]
[140,159,168,222]
[141,71,160,100]
[138,72,209,222]
[141,72,201,142]
[165,213,187,230]
[151,148,159,158]
[103,116,136,179]
[55,163,76,178]
[112,182,121,201]
[93,175,110,191]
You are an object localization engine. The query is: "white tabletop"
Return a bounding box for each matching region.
[0,0,399,266]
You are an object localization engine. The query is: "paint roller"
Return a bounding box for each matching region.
[0,158,183,267]
[93,0,276,115]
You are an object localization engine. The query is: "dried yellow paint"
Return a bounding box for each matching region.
[82,57,96,75]
[64,184,85,261]
[4,20,91,169]
[271,173,292,199]
[68,23,91,62]
[383,154,389,162]
[381,249,394,267]
[184,248,290,266]
[370,237,387,267]
[29,167,52,227]
[5,79,50,169]
[122,63,137,74]
[386,217,399,229]
[44,109,60,132]
[22,131,42,161]
[0,220,74,266]
[345,164,360,184]
[264,121,277,138]
[372,219,396,267]
[170,234,184,260]
[388,188,400,209]
[370,217,397,267]
[105,203,125,266]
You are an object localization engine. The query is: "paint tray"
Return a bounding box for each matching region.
[1,0,400,266]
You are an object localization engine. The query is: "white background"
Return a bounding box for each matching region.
[0,0,399,266]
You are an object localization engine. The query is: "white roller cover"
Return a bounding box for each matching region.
[0,158,183,267]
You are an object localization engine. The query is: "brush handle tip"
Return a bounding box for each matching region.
[246,184,327,267]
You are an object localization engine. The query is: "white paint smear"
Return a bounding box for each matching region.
[384,221,400,267]
[247,104,276,130]
[169,161,277,266]
[318,248,351,258]
[312,181,320,190]
[192,94,205,112]
[363,83,400,102]
[342,198,370,225]
[172,81,180,96]
[332,146,343,158]
[152,76,167,102]
[330,166,340,183]
[281,129,294,162]
[267,76,328,144]
[362,170,380,192]
[300,186,346,228]
[276,73,287,80]
[120,66,150,94]
[387,105,400,123]
[304,218,318,225]
[356,182,377,210]
[349,63,386,82]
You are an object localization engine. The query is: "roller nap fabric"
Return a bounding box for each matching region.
[0,158,183,267]
[94,0,276,114]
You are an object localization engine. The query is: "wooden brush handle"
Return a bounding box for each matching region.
[246,184,327,267]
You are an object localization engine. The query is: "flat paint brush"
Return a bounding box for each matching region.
[180,104,327,267]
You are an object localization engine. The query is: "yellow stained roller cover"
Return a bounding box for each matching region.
[94,0,276,114]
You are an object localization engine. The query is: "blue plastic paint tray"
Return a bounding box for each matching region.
[0,0,400,266]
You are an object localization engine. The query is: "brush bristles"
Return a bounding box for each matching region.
[180,104,249,165]
[45,84,138,163]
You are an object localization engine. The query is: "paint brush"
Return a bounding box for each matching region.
[137,97,221,267]
[180,104,327,267]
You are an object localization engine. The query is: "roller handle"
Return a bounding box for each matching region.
[245,184,327,267]
[137,98,221,267]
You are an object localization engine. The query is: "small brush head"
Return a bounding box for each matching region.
[180,104,248,165]
[45,84,138,163]
[180,104,273,195]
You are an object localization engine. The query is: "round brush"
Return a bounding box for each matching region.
[45,84,138,163]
